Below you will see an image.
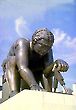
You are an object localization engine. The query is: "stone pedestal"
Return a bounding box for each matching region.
[0,90,76,110]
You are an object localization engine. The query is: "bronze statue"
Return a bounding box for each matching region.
[2,28,69,97]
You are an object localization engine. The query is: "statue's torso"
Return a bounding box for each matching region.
[8,38,53,73]
[28,49,45,72]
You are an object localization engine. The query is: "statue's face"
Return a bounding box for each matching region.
[33,38,53,56]
[32,28,54,56]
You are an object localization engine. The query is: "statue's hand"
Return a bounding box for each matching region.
[30,85,45,91]
[63,85,73,94]
[63,85,68,93]
[53,59,69,72]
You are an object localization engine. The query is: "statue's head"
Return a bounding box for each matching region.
[32,28,54,56]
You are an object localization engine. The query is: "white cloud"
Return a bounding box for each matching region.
[15,16,31,40]
[52,28,76,50]
[52,28,66,45]
[52,28,76,65]
[65,36,76,48]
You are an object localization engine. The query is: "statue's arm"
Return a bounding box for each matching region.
[43,49,54,92]
[44,58,69,92]
[43,50,69,92]
[14,38,43,90]
[43,48,54,77]
[52,59,69,92]
[43,63,54,77]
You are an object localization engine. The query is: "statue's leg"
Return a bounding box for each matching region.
[6,56,21,97]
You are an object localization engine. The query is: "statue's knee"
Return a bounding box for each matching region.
[15,38,29,49]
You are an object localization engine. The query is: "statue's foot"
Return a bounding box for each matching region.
[30,85,45,91]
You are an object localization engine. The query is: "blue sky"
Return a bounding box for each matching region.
[0,0,76,89]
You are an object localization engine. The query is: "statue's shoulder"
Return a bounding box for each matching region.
[15,38,30,44]
[14,38,30,47]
